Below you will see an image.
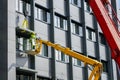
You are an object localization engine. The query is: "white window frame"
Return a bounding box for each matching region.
[55,50,69,62]
[86,29,96,42]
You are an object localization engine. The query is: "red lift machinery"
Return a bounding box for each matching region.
[86,0,120,75]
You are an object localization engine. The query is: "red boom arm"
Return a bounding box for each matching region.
[87,0,120,69]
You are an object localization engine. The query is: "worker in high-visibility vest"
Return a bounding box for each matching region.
[29,33,36,50]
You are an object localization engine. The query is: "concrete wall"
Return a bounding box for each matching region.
[71,35,83,52]
[56,62,68,80]
[35,0,49,8]
[8,0,16,80]
[87,40,96,57]
[35,57,51,77]
[70,4,81,22]
[54,0,66,16]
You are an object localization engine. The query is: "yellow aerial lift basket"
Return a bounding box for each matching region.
[16,17,38,55]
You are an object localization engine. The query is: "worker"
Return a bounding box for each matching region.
[29,33,36,50]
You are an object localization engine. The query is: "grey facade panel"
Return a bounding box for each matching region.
[85,12,94,29]
[112,60,118,80]
[35,0,49,8]
[8,0,16,80]
[73,66,83,80]
[98,23,103,33]
[35,20,49,40]
[70,5,81,22]
[87,40,96,57]
[54,0,66,16]
[101,73,108,80]
[54,28,67,47]
[71,35,83,52]
[99,45,107,60]
[56,62,68,80]
[16,55,29,68]
[35,57,51,77]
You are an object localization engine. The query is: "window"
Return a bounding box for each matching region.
[73,58,81,66]
[16,72,33,80]
[16,37,32,51]
[70,0,81,7]
[40,44,48,57]
[55,50,69,62]
[37,76,51,80]
[57,79,64,80]
[99,33,106,45]
[17,75,33,80]
[101,60,108,73]
[85,2,90,12]
[35,6,50,23]
[72,51,83,66]
[71,22,83,36]
[86,28,96,42]
[16,0,31,15]
[55,15,67,30]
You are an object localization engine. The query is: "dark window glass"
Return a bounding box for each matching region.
[70,0,81,7]
[99,33,106,45]
[87,28,96,41]
[37,76,51,80]
[102,60,108,73]
[16,72,34,80]
[61,52,65,61]
[71,22,83,36]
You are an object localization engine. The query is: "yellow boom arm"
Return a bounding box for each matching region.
[32,39,102,80]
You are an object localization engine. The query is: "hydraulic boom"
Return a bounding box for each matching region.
[29,38,102,80]
[86,0,120,72]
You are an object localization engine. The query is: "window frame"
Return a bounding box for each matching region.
[84,2,91,12]
[101,60,108,73]
[99,33,106,45]
[54,14,68,30]
[55,50,69,63]
[16,37,32,52]
[16,0,31,15]
[35,5,50,23]
[86,28,96,42]
[70,0,81,7]
[71,22,83,36]
[40,44,49,57]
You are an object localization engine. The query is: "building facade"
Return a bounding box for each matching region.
[0,0,119,80]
